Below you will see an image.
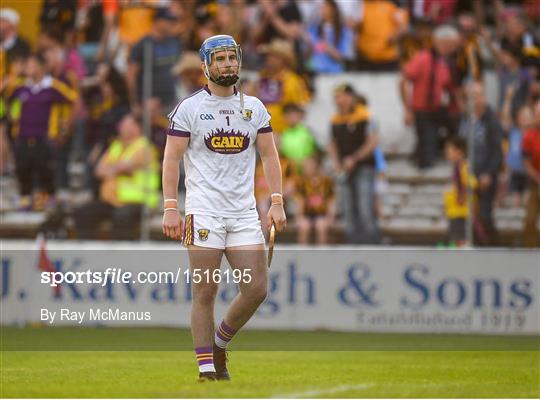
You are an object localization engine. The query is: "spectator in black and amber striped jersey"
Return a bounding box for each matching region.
[328,83,379,244]
[294,154,335,245]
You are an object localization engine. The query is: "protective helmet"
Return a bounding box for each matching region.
[199,34,242,87]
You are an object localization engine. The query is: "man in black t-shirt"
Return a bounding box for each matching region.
[328,84,380,244]
[127,8,182,114]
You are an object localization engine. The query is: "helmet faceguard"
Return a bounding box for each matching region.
[199,35,242,87]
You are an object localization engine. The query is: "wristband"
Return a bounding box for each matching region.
[164,208,177,212]
[164,199,178,209]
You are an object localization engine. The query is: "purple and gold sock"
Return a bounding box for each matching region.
[195,346,215,373]
[214,320,237,349]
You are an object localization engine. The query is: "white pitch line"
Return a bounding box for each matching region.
[274,383,373,398]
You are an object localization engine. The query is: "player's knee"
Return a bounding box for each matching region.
[193,284,218,306]
[248,283,267,305]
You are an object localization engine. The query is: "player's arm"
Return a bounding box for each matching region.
[162,135,189,240]
[256,132,287,232]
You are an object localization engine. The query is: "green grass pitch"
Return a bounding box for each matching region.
[1,327,539,398]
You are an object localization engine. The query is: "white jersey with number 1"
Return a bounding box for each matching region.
[167,86,272,219]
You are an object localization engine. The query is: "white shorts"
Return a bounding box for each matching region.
[183,214,265,249]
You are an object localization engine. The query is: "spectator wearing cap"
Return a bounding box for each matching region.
[400,24,458,169]
[0,8,30,74]
[458,82,503,246]
[172,51,206,100]
[127,7,181,114]
[256,39,310,135]
[302,0,354,74]
[328,83,380,244]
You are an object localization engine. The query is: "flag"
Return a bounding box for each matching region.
[36,234,61,297]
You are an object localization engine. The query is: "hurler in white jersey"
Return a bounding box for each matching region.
[162,35,286,382]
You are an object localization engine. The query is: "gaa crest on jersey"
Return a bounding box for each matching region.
[197,229,209,241]
[241,109,253,121]
[204,128,250,154]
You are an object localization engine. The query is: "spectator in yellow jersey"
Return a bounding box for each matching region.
[295,155,335,245]
[257,40,310,134]
[443,136,477,247]
[74,113,159,240]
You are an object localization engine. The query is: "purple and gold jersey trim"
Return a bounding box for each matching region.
[183,214,194,245]
[257,125,273,134]
[167,128,191,137]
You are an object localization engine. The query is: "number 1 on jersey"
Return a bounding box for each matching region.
[225,116,230,126]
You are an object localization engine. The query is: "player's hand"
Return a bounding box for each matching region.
[162,210,183,241]
[267,204,287,232]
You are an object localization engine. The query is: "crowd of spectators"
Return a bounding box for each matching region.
[0,0,539,246]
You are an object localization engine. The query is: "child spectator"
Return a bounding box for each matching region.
[280,103,317,169]
[295,154,335,244]
[443,136,477,247]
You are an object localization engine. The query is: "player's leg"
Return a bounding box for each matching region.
[184,214,227,381]
[211,215,267,380]
[188,244,223,380]
[211,243,267,380]
[222,243,267,330]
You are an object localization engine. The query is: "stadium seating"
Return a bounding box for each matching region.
[1,156,534,246]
